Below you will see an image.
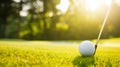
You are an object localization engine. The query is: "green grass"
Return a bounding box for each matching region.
[0,38,120,67]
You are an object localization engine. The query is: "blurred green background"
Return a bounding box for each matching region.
[0,0,120,40]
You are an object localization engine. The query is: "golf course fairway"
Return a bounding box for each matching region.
[0,38,120,67]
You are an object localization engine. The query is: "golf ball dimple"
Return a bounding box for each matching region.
[79,40,95,56]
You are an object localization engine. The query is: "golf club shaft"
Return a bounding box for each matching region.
[95,3,112,46]
[94,1,112,55]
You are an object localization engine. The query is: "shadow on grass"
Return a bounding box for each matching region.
[72,56,95,67]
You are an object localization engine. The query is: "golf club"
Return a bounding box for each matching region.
[93,0,112,55]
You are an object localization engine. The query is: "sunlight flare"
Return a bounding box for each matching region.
[84,0,101,12]
[84,0,112,12]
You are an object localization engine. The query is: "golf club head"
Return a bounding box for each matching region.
[93,45,97,56]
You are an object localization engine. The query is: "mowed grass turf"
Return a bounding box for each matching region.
[0,38,120,67]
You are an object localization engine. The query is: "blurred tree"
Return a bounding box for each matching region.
[0,0,23,38]
[42,0,60,40]
[19,0,60,40]
[0,0,13,38]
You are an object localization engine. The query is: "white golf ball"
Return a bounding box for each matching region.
[79,40,95,56]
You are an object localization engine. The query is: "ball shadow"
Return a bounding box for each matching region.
[72,56,95,67]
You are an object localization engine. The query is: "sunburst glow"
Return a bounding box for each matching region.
[84,0,112,12]
[84,0,101,12]
[105,0,112,6]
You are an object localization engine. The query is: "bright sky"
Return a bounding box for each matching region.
[20,11,28,17]
[13,0,20,3]
[56,0,70,13]
[115,0,120,6]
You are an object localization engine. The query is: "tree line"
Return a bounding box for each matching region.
[0,0,120,40]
